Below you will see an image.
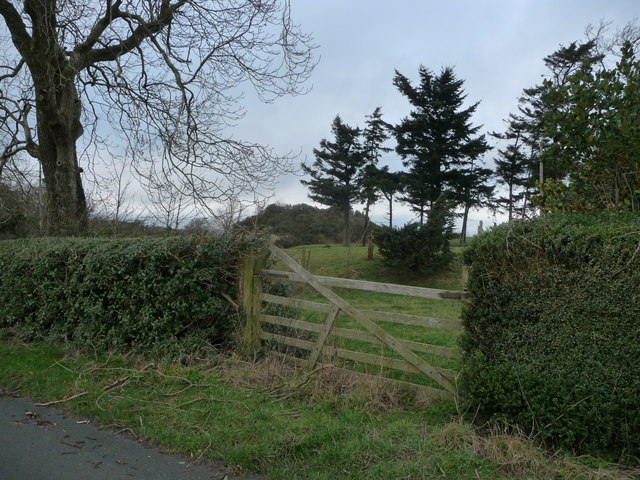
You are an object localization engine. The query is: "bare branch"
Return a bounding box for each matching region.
[0,58,24,82]
[0,0,33,58]
[76,0,188,70]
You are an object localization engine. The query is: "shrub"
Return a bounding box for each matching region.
[0,235,260,356]
[376,199,454,272]
[460,212,640,461]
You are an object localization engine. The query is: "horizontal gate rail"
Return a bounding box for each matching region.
[261,313,462,359]
[241,236,464,400]
[271,352,454,402]
[262,269,465,301]
[259,331,458,381]
[261,293,462,331]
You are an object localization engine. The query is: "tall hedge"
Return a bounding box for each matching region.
[0,235,258,355]
[461,212,640,461]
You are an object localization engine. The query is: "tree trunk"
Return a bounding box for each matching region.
[388,195,393,228]
[360,200,371,246]
[343,207,351,246]
[33,66,87,235]
[460,204,470,245]
[39,130,87,235]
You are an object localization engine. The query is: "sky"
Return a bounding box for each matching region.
[229,0,639,233]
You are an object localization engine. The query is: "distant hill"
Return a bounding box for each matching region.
[239,203,372,247]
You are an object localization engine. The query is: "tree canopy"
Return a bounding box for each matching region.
[0,0,315,233]
[301,115,364,246]
[393,66,490,224]
[538,41,640,212]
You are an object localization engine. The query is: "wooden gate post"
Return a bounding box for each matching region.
[367,235,374,260]
[461,265,470,301]
[240,248,266,355]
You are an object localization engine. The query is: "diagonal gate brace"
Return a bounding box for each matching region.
[267,238,457,396]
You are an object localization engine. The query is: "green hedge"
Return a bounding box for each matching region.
[0,235,258,356]
[460,212,640,461]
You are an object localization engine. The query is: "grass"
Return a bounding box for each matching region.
[1,341,633,480]
[283,243,465,290]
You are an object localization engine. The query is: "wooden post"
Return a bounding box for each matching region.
[367,235,374,260]
[461,265,470,301]
[240,248,266,355]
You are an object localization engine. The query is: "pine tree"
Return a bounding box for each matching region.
[454,158,494,243]
[370,165,403,228]
[513,40,603,186]
[393,66,489,224]
[301,115,364,245]
[539,42,640,211]
[358,107,391,244]
[490,124,533,221]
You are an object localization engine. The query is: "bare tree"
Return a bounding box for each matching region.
[0,0,315,234]
[211,197,248,233]
[87,154,137,233]
[142,167,196,231]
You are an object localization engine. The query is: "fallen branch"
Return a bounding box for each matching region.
[35,391,89,407]
[268,364,329,403]
[103,362,155,392]
[188,425,212,465]
[59,439,82,449]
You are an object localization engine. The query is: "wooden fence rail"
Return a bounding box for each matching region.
[241,237,465,400]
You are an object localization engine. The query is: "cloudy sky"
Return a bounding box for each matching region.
[230,0,638,231]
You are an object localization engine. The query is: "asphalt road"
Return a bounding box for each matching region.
[0,396,256,480]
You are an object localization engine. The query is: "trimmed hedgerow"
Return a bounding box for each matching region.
[0,235,261,356]
[460,212,640,461]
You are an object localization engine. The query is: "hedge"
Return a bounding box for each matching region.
[0,235,260,356]
[460,212,640,461]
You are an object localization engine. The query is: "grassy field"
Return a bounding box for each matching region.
[0,242,635,479]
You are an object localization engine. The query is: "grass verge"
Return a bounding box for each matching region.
[0,341,635,480]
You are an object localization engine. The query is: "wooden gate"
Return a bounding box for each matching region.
[241,237,464,401]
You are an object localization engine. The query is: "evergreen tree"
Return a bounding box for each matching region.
[512,40,603,188]
[539,42,640,211]
[301,116,364,245]
[374,166,404,228]
[454,158,494,244]
[490,125,532,221]
[393,66,489,224]
[358,107,391,244]
[502,28,640,213]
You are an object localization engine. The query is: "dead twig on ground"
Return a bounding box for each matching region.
[188,425,213,465]
[103,363,155,392]
[35,391,89,406]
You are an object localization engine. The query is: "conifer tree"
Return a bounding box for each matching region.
[301,115,364,245]
[374,166,403,228]
[454,158,494,243]
[358,107,391,244]
[490,124,533,221]
[512,40,603,187]
[393,66,489,224]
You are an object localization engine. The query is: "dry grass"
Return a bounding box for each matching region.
[432,418,640,480]
[213,352,420,412]
[212,353,640,479]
